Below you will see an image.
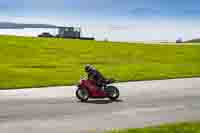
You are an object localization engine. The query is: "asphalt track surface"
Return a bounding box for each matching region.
[0,78,200,133]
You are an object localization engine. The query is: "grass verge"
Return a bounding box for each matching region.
[105,121,200,133]
[0,35,200,89]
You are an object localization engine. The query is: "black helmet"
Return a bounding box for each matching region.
[85,64,92,72]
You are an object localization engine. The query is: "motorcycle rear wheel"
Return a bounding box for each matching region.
[76,88,89,102]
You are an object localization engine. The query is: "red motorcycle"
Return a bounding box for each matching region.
[76,77,120,102]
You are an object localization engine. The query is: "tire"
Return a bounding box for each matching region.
[106,86,120,100]
[76,88,89,102]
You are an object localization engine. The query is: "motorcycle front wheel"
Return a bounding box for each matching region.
[105,86,120,100]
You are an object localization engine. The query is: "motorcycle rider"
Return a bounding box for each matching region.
[84,64,107,88]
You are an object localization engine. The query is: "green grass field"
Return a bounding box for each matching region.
[0,35,200,89]
[105,122,200,133]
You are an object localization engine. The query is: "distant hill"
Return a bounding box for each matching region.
[185,38,200,43]
[0,22,57,29]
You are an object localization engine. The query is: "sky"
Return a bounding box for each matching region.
[0,0,200,42]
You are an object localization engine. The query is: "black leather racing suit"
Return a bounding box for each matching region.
[87,68,106,87]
